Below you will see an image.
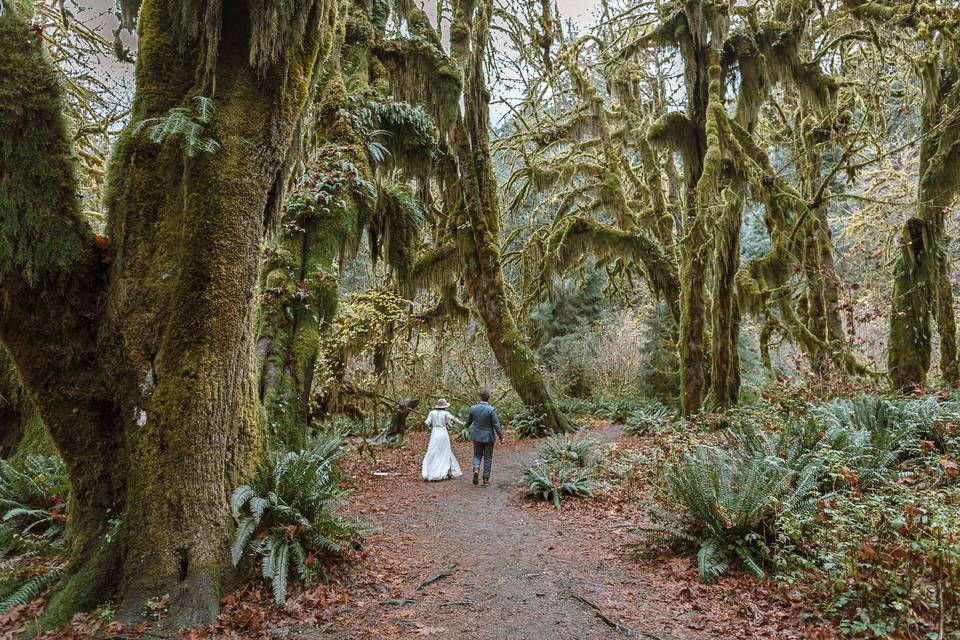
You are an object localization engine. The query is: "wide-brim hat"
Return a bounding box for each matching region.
[434,398,450,409]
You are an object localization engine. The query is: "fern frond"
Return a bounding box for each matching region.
[697,538,728,584]
[231,517,258,566]
[0,570,60,613]
[271,541,290,605]
[230,485,256,519]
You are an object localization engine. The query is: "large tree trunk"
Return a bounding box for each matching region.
[888,218,934,389]
[449,0,572,434]
[0,1,331,631]
[675,4,720,416]
[888,56,960,390]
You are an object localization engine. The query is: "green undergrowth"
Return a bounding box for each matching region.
[520,435,605,507]
[636,393,960,638]
[0,454,69,614]
[230,431,368,605]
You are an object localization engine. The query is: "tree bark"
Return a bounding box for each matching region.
[888,219,934,390]
[448,0,572,433]
[0,0,332,630]
[888,55,960,389]
[709,187,742,410]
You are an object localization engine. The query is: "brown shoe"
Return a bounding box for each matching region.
[482,478,490,486]
[473,468,479,485]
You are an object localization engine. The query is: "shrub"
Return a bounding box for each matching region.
[539,435,599,468]
[813,395,924,487]
[521,461,602,508]
[624,402,671,436]
[776,483,960,638]
[0,455,68,548]
[230,433,367,605]
[508,405,548,439]
[665,420,822,583]
[591,396,648,424]
[520,436,604,507]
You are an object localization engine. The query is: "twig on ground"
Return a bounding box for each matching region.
[415,563,458,591]
[383,598,416,607]
[439,599,473,608]
[569,592,637,637]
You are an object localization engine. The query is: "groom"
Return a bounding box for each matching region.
[465,390,505,486]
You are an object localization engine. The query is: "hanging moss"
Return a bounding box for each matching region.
[374,36,462,136]
[647,111,702,176]
[709,187,742,410]
[409,242,460,293]
[542,216,680,316]
[370,183,425,292]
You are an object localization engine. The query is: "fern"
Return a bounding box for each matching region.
[131,95,220,157]
[813,395,924,486]
[665,419,823,583]
[230,432,368,605]
[520,445,604,508]
[539,435,599,468]
[0,569,60,613]
[624,402,671,436]
[0,455,68,547]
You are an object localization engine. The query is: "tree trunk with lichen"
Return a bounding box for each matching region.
[709,187,741,410]
[449,0,572,434]
[0,0,330,631]
[888,218,934,389]
[888,55,960,390]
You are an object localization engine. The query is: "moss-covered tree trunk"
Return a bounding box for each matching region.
[449,0,572,433]
[798,111,847,377]
[256,46,364,449]
[0,345,54,460]
[709,186,742,410]
[888,218,934,389]
[676,13,717,416]
[0,0,330,631]
[888,54,960,390]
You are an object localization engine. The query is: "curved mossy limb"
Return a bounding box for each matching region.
[449,0,572,434]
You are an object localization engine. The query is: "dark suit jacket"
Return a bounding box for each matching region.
[465,402,504,443]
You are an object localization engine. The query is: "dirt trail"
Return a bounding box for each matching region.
[315,425,760,640]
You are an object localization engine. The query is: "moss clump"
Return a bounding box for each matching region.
[0,11,91,287]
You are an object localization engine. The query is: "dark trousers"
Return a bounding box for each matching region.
[472,441,494,479]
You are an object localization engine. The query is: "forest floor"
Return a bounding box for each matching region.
[1,422,841,640]
[226,422,838,640]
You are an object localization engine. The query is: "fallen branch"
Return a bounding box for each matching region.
[569,593,636,637]
[415,564,458,591]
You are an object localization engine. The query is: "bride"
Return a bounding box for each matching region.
[421,398,464,481]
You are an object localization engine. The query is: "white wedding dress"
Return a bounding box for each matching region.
[421,409,463,481]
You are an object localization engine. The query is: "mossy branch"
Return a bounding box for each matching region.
[0,10,96,287]
[542,216,680,312]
